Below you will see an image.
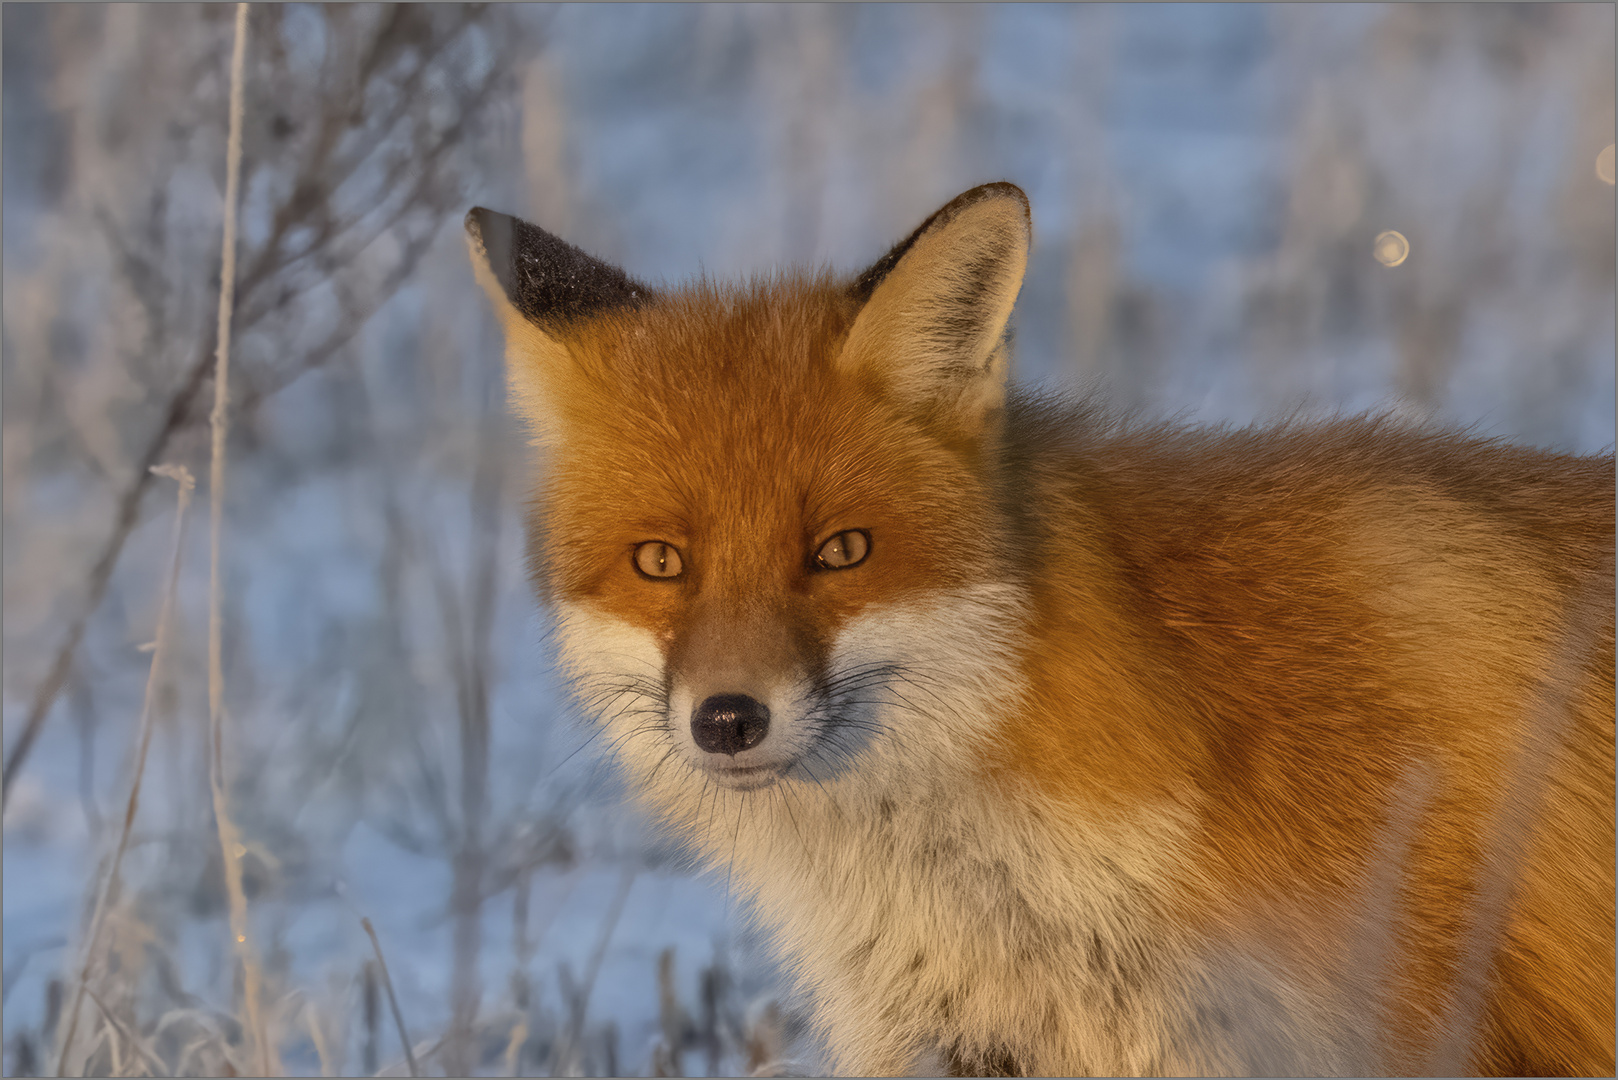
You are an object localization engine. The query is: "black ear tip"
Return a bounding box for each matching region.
[847,181,1032,303]
[466,207,517,297]
[465,206,511,246]
[972,181,1026,199]
[953,181,1030,221]
[465,206,649,325]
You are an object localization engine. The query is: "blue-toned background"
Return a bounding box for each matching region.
[4,4,1612,1076]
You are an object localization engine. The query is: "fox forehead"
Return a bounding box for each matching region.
[535,281,977,532]
[518,290,1005,634]
[548,276,860,419]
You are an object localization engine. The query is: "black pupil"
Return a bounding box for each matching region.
[822,532,864,567]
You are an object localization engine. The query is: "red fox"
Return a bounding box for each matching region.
[467,183,1614,1077]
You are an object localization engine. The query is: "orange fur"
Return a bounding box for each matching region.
[998,408,1614,1074]
[468,188,1614,1076]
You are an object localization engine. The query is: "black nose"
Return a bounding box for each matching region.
[690,694,770,756]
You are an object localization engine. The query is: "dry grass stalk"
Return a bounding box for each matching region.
[81,985,168,1077]
[361,960,381,1075]
[361,917,419,1078]
[53,465,194,1077]
[1339,760,1438,1074]
[3,4,511,811]
[657,946,690,1074]
[205,6,274,1075]
[149,1007,242,1077]
[584,869,639,1011]
[743,999,785,1076]
[300,998,334,1077]
[578,868,637,1032]
[548,867,638,1074]
[501,1018,528,1077]
[1423,550,1615,1074]
[84,1018,117,1077]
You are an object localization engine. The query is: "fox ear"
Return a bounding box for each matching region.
[465,207,652,329]
[465,208,653,431]
[839,182,1030,438]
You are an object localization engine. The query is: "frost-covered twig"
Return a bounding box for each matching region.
[205,7,275,1076]
[53,466,194,1077]
[81,985,169,1077]
[2,4,512,810]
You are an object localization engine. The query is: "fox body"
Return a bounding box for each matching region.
[466,184,1615,1076]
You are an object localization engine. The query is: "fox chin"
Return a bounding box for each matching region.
[466,183,1615,1077]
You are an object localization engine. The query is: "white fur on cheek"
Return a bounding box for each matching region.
[551,600,677,785]
[550,600,759,837]
[816,582,1032,782]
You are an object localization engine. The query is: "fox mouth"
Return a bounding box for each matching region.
[700,760,792,791]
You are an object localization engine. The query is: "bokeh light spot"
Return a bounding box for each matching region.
[1597,144,1615,185]
[1373,230,1410,267]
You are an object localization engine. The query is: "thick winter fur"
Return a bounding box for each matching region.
[466,185,1615,1076]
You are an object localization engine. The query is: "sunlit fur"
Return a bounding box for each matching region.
[472,187,1615,1076]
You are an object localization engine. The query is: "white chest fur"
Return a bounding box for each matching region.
[553,590,1349,1076]
[722,780,1187,1076]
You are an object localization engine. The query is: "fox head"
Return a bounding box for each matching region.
[467,184,1034,817]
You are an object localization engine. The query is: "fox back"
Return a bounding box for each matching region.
[467,184,1615,1076]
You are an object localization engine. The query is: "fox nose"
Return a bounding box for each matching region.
[690,694,770,756]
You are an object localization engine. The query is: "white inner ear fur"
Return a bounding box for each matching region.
[465,230,573,445]
[836,196,1030,431]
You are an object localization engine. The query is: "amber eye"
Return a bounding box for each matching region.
[815,530,870,570]
[633,542,684,579]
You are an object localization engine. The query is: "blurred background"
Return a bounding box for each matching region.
[2,4,1612,1076]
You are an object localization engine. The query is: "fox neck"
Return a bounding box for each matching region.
[685,722,1202,1076]
[587,576,1205,1074]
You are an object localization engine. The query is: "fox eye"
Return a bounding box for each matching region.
[633,542,684,579]
[815,530,870,570]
